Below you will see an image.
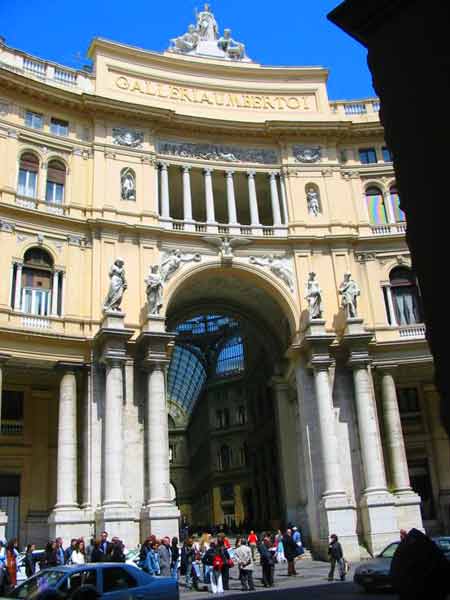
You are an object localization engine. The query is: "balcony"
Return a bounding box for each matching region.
[0,42,93,93]
[330,98,380,120]
[399,324,426,339]
[163,218,287,237]
[15,195,68,216]
[0,420,23,436]
[371,222,407,236]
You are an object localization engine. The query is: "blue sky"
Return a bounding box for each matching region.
[0,0,374,100]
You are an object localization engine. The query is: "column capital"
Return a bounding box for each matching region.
[55,361,84,374]
[247,170,256,178]
[269,171,280,180]
[181,164,191,173]
[348,354,372,369]
[158,161,170,170]
[142,359,169,373]
[203,167,214,175]
[310,356,333,371]
[225,170,235,177]
[375,363,399,375]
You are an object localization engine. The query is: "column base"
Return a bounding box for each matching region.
[394,489,424,532]
[142,315,166,333]
[318,494,360,561]
[48,507,94,542]
[140,503,180,541]
[360,490,398,556]
[0,510,7,541]
[344,317,365,335]
[95,505,140,548]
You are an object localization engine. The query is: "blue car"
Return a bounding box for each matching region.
[4,562,178,600]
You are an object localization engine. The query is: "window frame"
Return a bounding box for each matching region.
[50,117,69,137]
[359,147,378,164]
[25,111,44,129]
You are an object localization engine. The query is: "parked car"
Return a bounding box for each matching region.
[354,536,450,592]
[3,562,179,600]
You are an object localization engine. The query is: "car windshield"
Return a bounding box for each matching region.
[9,569,66,599]
[435,538,450,553]
[379,542,399,558]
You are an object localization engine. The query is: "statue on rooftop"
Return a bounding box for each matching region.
[218,29,245,60]
[196,4,218,41]
[170,24,199,54]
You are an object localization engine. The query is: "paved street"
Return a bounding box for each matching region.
[180,559,394,599]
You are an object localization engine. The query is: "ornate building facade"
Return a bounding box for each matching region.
[0,6,448,560]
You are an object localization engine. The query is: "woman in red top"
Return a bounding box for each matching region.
[247,531,258,561]
[6,540,18,588]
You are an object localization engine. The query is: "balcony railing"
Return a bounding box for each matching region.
[15,195,67,216]
[330,99,380,119]
[0,420,24,435]
[162,218,288,237]
[371,222,407,236]
[399,324,426,339]
[22,315,51,330]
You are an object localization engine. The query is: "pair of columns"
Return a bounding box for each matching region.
[159,163,286,232]
[12,262,63,316]
[54,359,172,512]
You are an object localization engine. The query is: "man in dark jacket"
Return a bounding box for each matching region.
[282,529,298,576]
[328,534,345,581]
[259,537,276,587]
[158,537,172,577]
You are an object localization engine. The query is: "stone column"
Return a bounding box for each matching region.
[204,168,218,232]
[384,285,398,326]
[181,166,195,232]
[280,174,289,225]
[225,171,240,234]
[345,322,397,555]
[247,171,262,234]
[159,162,171,228]
[138,317,180,540]
[269,173,283,230]
[380,368,423,530]
[51,271,59,317]
[14,262,23,310]
[384,190,397,224]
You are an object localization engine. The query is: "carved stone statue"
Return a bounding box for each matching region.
[250,255,294,292]
[170,24,199,53]
[146,265,164,315]
[305,272,323,319]
[339,272,361,318]
[160,249,202,282]
[202,236,252,264]
[218,29,245,60]
[113,128,143,148]
[121,169,136,201]
[196,4,218,41]
[307,187,320,216]
[293,146,322,163]
[103,258,127,312]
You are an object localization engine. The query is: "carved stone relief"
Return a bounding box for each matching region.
[113,128,144,148]
[293,145,322,163]
[158,140,278,164]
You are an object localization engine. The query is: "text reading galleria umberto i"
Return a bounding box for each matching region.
[0,5,448,560]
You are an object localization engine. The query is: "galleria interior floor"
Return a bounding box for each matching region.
[0,5,449,561]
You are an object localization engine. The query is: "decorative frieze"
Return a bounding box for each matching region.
[249,254,295,292]
[112,128,144,148]
[0,221,15,233]
[293,145,321,163]
[157,140,278,165]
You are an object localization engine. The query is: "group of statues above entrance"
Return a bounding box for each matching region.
[169,4,248,61]
[103,252,362,321]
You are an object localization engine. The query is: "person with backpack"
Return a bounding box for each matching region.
[211,546,225,594]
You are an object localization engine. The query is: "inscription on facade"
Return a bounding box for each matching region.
[114,75,315,112]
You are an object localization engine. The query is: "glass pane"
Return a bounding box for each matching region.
[46,181,54,203]
[23,289,32,313]
[380,542,399,558]
[18,169,27,195]
[391,190,406,222]
[366,191,388,225]
[27,171,37,197]
[393,287,419,325]
[54,183,64,203]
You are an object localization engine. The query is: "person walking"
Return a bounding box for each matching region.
[24,544,36,578]
[234,538,255,591]
[259,537,275,588]
[328,534,346,581]
[282,529,297,576]
[158,537,172,577]
[181,538,196,591]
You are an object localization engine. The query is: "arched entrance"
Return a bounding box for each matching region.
[164,264,297,532]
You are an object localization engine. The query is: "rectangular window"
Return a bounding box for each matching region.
[18,169,37,197]
[1,391,24,421]
[359,148,378,164]
[382,146,393,162]
[50,118,69,136]
[25,111,43,129]
[46,181,64,204]
[397,387,421,419]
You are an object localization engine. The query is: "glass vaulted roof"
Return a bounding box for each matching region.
[167,315,245,415]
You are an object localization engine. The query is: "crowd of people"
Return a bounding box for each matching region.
[0,526,348,596]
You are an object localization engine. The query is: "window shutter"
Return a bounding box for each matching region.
[20,153,39,172]
[47,161,66,184]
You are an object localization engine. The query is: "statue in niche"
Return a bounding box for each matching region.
[196,4,218,41]
[170,24,199,53]
[249,254,294,292]
[305,272,323,319]
[146,265,164,315]
[339,272,361,318]
[307,187,320,216]
[160,249,202,282]
[103,258,127,312]
[121,169,136,201]
[218,29,245,60]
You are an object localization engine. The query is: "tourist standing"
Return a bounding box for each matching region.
[55,538,65,566]
[283,529,298,576]
[90,539,104,563]
[24,544,36,578]
[6,540,18,589]
[181,538,196,590]
[65,538,78,564]
[0,541,7,594]
[211,546,224,594]
[234,538,255,591]
[292,526,304,557]
[328,534,345,581]
[158,537,172,577]
[217,540,231,590]
[42,541,58,568]
[275,530,286,563]
[99,531,111,559]
[259,537,275,588]
[171,537,180,579]
[247,530,258,562]
[71,540,86,565]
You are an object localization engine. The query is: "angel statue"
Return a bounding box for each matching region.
[160,249,202,282]
[339,272,361,318]
[103,258,127,312]
[305,272,323,319]
[146,265,164,315]
[202,236,252,264]
[249,254,295,292]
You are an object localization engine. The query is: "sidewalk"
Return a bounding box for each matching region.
[179,558,340,597]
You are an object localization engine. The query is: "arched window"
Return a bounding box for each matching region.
[21,248,54,316]
[18,153,39,198]
[389,267,422,325]
[365,186,388,225]
[46,160,66,204]
[389,185,406,223]
[216,336,245,375]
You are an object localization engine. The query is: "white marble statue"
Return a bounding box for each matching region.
[196,4,218,41]
[339,272,361,318]
[307,187,320,216]
[146,265,164,315]
[202,236,252,262]
[160,249,202,282]
[218,29,245,60]
[121,169,136,201]
[103,258,127,312]
[170,24,199,53]
[305,272,323,319]
[250,255,294,292]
